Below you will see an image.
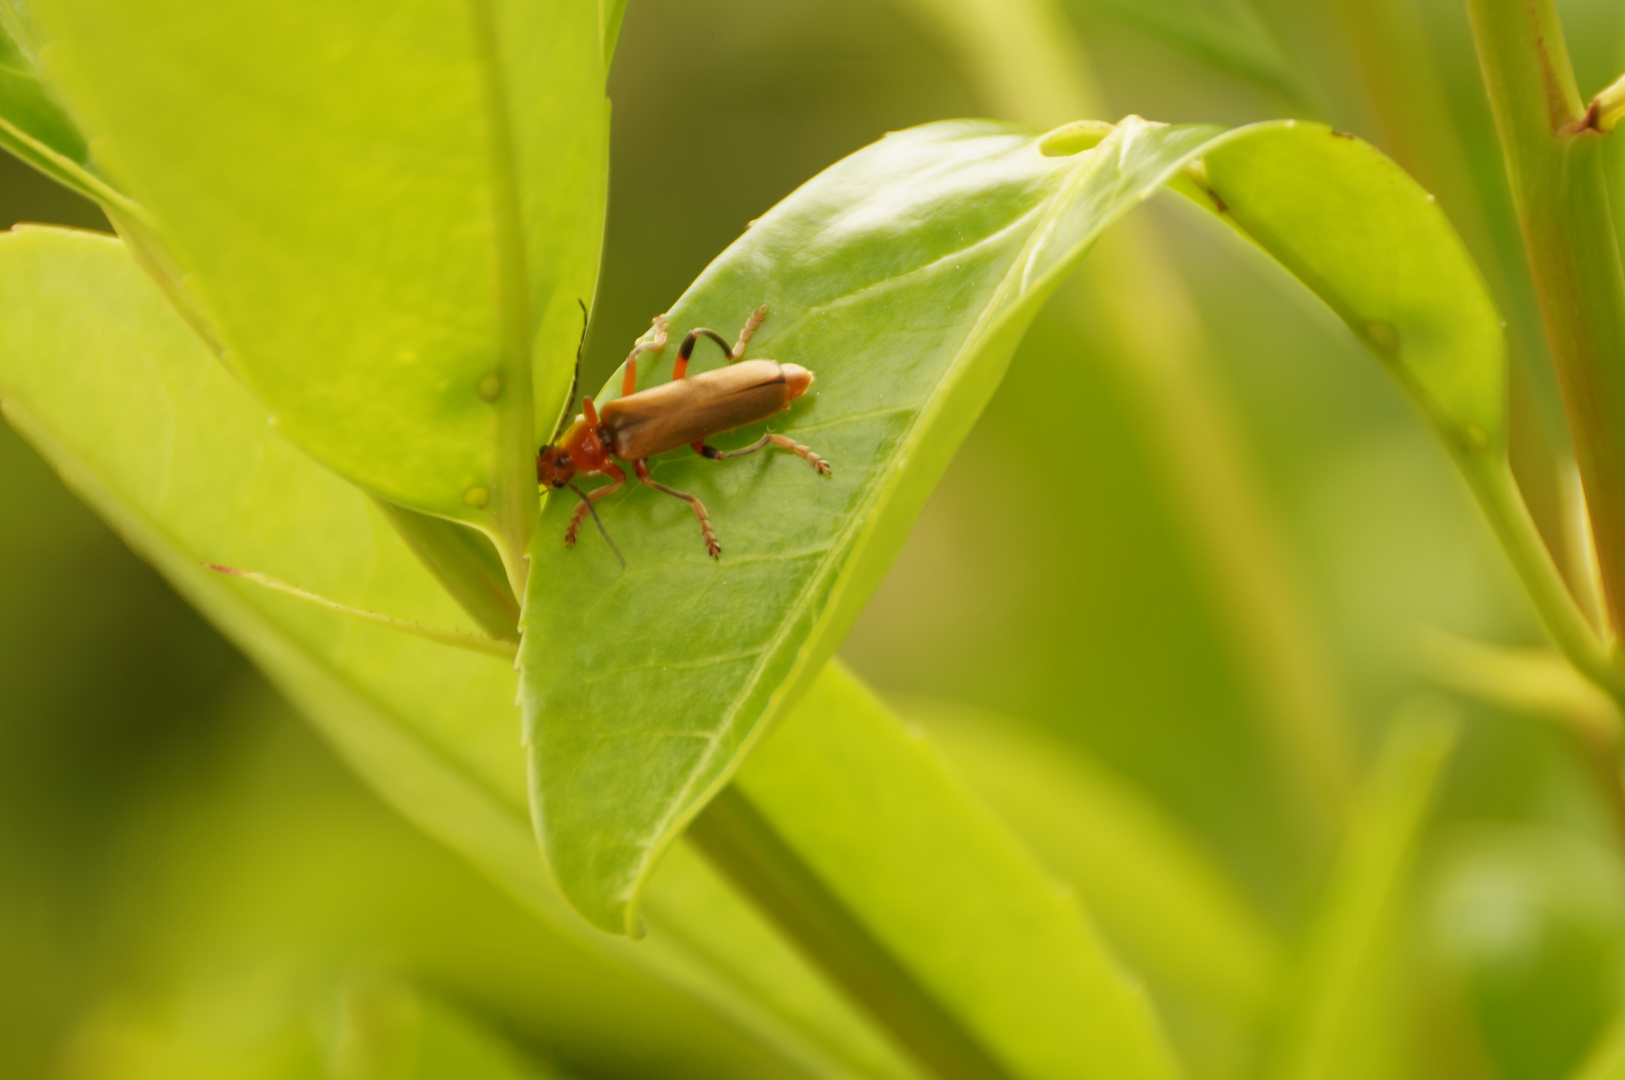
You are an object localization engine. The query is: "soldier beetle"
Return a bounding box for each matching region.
[537,305,831,562]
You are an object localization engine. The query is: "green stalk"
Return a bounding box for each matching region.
[1584,71,1625,134]
[1458,452,1624,697]
[687,786,1015,1080]
[1465,0,1625,637]
[1458,447,1625,842]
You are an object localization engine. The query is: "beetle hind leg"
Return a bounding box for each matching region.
[634,460,721,559]
[693,433,831,476]
[621,315,670,397]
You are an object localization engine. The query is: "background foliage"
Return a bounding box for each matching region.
[4,0,1625,1078]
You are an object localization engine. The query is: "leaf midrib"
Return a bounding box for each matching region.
[465,0,537,596]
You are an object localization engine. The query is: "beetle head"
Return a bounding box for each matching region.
[536,444,577,488]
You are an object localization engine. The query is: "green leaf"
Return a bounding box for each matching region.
[1178,123,1624,696]
[518,115,1234,933]
[25,0,611,577]
[1176,121,1506,454]
[1266,705,1457,1080]
[717,662,1185,1080]
[0,226,938,1080]
[520,115,1508,935]
[906,699,1282,1029]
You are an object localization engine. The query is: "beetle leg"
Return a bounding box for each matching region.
[672,327,732,381]
[730,304,769,358]
[564,463,627,548]
[670,306,769,381]
[634,460,720,559]
[693,433,831,476]
[621,315,669,398]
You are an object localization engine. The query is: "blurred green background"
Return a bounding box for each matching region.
[6,0,1625,1076]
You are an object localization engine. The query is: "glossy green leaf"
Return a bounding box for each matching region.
[519,115,1508,934]
[0,226,934,1080]
[1177,121,1507,454]
[1266,706,1457,1080]
[724,662,1184,1080]
[25,0,611,576]
[906,698,1282,1029]
[519,115,1233,933]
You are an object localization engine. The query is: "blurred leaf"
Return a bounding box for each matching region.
[26,0,611,575]
[641,842,921,1080]
[722,662,1182,1080]
[600,0,628,70]
[1177,121,1506,452]
[1267,705,1457,1080]
[1575,1011,1625,1080]
[906,698,1282,1029]
[332,981,564,1080]
[93,688,808,1080]
[1063,0,1303,100]
[1432,828,1625,1080]
[0,227,928,1079]
[62,973,565,1080]
[519,115,1234,933]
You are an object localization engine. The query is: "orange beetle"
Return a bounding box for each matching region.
[538,306,830,560]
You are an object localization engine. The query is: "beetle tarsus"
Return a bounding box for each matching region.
[636,462,721,560]
[731,305,769,358]
[769,433,831,476]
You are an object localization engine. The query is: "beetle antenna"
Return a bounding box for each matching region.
[568,481,625,569]
[549,300,589,445]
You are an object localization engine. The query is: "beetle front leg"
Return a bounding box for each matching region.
[634,460,721,559]
[693,433,832,476]
[621,315,669,398]
[564,464,627,548]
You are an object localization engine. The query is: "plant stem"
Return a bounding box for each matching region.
[1458,450,1625,842]
[687,786,1015,1080]
[1584,71,1625,134]
[1465,0,1625,635]
[1460,453,1624,695]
